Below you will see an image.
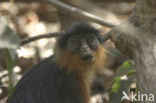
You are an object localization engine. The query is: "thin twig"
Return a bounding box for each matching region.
[21,32,63,46]
[47,0,117,28]
[20,31,111,46]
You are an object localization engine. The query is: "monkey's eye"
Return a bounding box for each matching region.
[87,38,94,44]
[72,39,79,47]
[68,36,80,51]
[86,36,98,49]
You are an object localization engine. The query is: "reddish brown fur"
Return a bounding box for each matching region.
[54,44,107,103]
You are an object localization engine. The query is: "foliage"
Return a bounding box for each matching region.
[0,19,20,96]
[110,60,136,103]
[0,18,20,49]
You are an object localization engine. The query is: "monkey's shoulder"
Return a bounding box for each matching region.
[16,55,73,88]
[7,55,84,103]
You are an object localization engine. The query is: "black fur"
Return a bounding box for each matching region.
[59,22,103,49]
[6,56,85,103]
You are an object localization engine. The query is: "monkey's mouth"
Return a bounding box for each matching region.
[80,55,93,63]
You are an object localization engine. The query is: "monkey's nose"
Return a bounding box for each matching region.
[81,47,89,52]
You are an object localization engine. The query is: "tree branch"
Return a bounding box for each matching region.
[21,30,112,46]
[46,0,117,28]
[21,32,63,46]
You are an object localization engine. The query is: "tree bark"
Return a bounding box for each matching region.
[106,0,156,102]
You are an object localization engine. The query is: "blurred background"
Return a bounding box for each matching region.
[0,0,136,103]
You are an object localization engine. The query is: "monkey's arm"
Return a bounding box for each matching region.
[6,56,85,103]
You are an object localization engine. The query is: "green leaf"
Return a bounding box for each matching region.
[110,76,121,93]
[0,21,20,49]
[3,49,16,96]
[127,70,136,77]
[110,81,121,93]
[112,76,120,83]
[122,61,132,69]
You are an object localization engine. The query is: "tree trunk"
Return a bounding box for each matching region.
[107,0,156,102]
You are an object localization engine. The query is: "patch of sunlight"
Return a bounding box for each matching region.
[17,47,35,58]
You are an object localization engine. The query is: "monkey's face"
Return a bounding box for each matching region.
[67,34,99,63]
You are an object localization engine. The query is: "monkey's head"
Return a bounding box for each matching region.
[55,22,107,72]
